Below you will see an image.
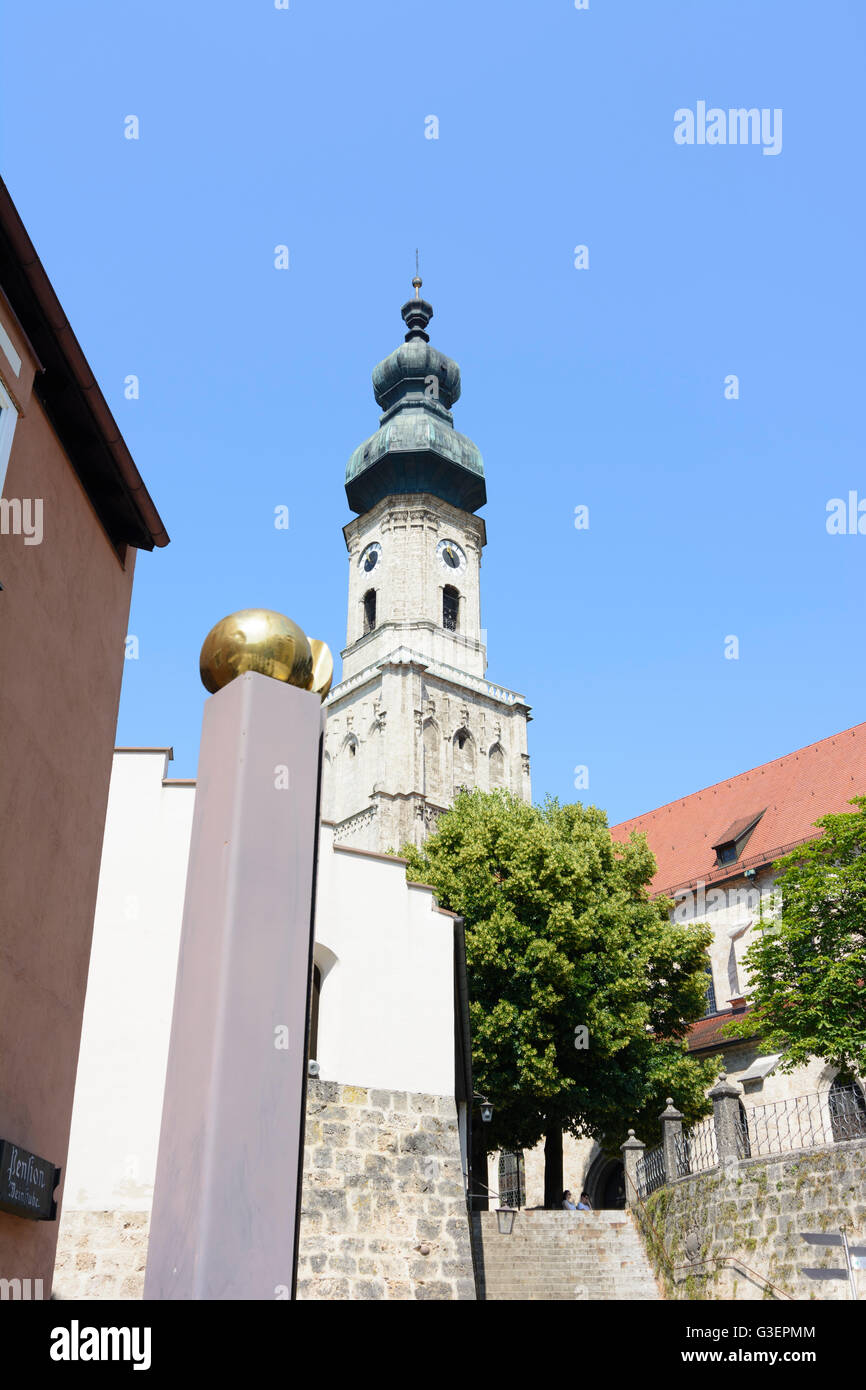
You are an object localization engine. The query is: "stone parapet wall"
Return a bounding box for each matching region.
[641,1138,866,1300]
[297,1080,475,1300]
[53,1210,149,1300]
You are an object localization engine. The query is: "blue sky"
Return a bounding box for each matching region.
[3,1,864,824]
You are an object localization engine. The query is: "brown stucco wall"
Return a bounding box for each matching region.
[0,301,137,1291]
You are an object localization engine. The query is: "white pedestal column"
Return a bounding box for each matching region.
[144,672,323,1300]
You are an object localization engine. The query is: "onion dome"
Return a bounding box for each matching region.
[345,278,486,515]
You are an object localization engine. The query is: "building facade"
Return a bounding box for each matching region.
[54,752,475,1300]
[323,280,531,852]
[55,284,520,1299]
[0,177,167,1291]
[507,723,866,1210]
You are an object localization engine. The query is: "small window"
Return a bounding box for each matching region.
[498,1151,525,1209]
[704,966,717,1016]
[443,585,459,631]
[363,589,376,633]
[0,377,18,497]
[711,810,765,868]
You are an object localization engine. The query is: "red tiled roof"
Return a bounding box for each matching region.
[686,1008,754,1053]
[610,722,866,897]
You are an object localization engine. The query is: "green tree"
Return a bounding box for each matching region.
[724,797,866,1073]
[402,790,716,1204]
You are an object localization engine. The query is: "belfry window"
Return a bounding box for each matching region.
[363,589,377,634]
[443,585,459,631]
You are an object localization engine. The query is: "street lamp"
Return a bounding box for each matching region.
[496,1206,516,1235]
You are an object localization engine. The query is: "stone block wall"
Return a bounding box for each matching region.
[53,1210,149,1300]
[297,1080,476,1300]
[640,1138,866,1300]
[53,1082,476,1300]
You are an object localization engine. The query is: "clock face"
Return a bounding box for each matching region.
[359,542,382,574]
[437,538,466,574]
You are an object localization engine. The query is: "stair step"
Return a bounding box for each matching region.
[471,1209,662,1302]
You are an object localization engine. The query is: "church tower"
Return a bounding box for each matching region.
[322,278,531,852]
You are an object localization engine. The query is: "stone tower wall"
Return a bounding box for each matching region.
[341,493,487,675]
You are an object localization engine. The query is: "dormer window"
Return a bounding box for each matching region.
[711,810,765,869]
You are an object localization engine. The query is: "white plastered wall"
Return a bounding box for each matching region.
[60,750,459,1222]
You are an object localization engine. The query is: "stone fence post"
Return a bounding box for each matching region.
[709,1071,742,1165]
[620,1129,645,1207]
[659,1098,683,1182]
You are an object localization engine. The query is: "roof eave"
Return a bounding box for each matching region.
[0,177,169,553]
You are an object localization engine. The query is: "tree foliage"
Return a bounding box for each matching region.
[402,790,716,1154]
[724,797,866,1073]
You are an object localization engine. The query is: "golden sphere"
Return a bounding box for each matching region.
[200,609,313,694]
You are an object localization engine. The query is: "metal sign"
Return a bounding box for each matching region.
[0,1139,60,1221]
[800,1230,863,1301]
[800,1233,866,1255]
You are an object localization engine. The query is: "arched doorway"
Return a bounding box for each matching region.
[600,1162,626,1210]
[583,1154,625,1210]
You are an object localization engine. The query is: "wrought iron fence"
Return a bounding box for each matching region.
[636,1143,666,1198]
[675,1115,718,1177]
[742,1084,866,1158]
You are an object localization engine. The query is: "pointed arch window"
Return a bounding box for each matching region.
[363,589,377,634]
[489,742,506,790]
[443,585,459,632]
[423,720,442,803]
[453,727,475,794]
[704,965,717,1016]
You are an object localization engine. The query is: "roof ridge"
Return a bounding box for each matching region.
[611,720,866,833]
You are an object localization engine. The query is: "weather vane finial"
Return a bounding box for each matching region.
[412,248,422,298]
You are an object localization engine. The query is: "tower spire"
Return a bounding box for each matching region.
[343,279,485,516]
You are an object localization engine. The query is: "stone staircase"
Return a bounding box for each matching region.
[471,1209,662,1300]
